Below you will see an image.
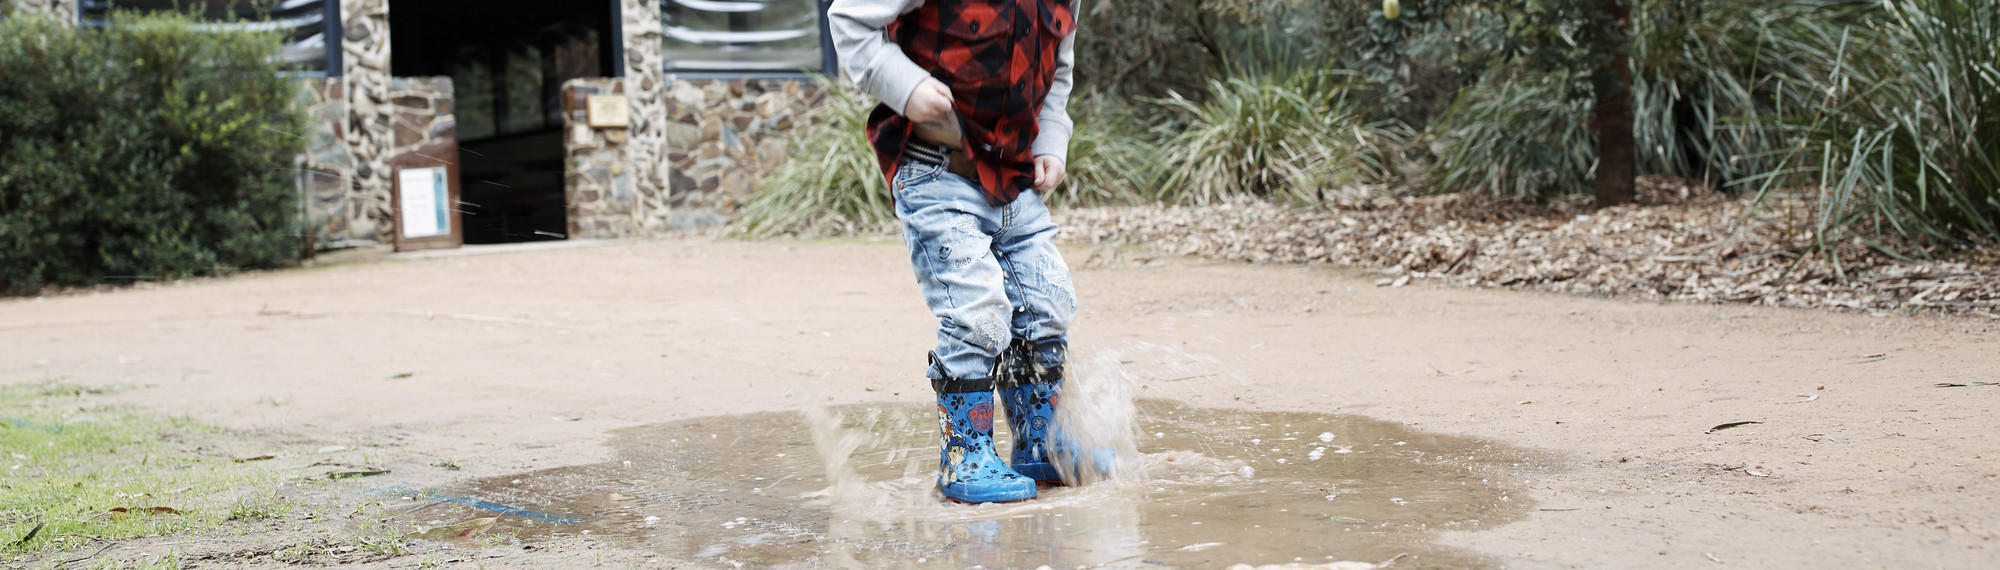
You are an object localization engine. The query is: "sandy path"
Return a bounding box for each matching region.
[3,238,1996,568]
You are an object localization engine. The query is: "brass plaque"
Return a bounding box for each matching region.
[587,95,631,128]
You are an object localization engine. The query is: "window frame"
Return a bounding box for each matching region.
[657,0,837,80]
[78,0,344,78]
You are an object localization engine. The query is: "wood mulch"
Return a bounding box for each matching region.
[1057,179,2000,318]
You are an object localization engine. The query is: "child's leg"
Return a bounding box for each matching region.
[991,189,1094,484]
[893,163,1014,382]
[993,189,1078,368]
[893,159,1038,504]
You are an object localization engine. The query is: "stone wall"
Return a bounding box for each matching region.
[339,0,394,243]
[609,0,824,232]
[619,0,670,232]
[385,77,456,166]
[659,78,826,229]
[298,78,359,249]
[294,0,834,242]
[560,79,636,239]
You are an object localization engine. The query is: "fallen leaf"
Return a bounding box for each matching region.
[11,521,43,547]
[1935,382,1998,388]
[232,454,275,463]
[1852,354,1887,364]
[326,469,389,480]
[1783,394,1819,404]
[1744,467,1770,477]
[388,372,415,380]
[411,517,498,541]
[316,445,348,454]
[108,506,181,517]
[1706,421,1762,434]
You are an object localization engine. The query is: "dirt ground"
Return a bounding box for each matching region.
[3,237,1997,568]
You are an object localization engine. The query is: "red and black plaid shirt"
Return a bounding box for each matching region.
[866,0,1075,206]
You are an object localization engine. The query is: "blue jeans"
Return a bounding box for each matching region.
[893,158,1077,383]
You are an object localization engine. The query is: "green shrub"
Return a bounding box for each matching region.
[0,12,307,294]
[1150,72,1401,205]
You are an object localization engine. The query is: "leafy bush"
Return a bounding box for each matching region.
[1074,0,1235,100]
[1151,72,1401,205]
[0,12,306,294]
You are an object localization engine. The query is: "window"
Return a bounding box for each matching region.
[661,0,833,75]
[79,0,342,76]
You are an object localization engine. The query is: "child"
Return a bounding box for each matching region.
[828,0,1081,503]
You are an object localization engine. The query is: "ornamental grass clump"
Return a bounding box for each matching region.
[1150,72,1401,206]
[735,85,893,238]
[1758,0,2000,256]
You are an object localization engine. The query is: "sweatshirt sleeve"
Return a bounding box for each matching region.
[827,0,933,115]
[1031,17,1078,162]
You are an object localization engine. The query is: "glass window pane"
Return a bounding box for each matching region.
[84,0,333,74]
[503,46,545,133]
[662,0,823,73]
[451,58,495,140]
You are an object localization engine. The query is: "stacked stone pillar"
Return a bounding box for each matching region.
[621,0,671,232]
[339,0,395,243]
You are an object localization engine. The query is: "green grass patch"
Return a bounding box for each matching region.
[0,382,291,565]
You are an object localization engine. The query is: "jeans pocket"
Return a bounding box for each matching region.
[894,160,946,194]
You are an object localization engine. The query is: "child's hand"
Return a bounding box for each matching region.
[905,78,956,124]
[1033,156,1066,192]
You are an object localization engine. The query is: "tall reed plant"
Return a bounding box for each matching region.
[1150,71,1401,205]
[1428,75,1596,201]
[735,86,893,238]
[1761,0,2000,255]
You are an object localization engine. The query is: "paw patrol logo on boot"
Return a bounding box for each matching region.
[968,402,994,432]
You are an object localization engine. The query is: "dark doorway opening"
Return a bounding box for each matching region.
[391,0,618,244]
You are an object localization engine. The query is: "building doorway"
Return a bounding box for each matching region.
[390,0,619,243]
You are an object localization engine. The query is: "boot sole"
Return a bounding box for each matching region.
[942,496,1035,505]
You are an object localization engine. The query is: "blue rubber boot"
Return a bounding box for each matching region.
[998,374,1063,484]
[934,374,1037,504]
[998,341,1113,485]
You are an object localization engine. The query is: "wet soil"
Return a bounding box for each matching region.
[405,401,1541,568]
[4,238,1998,568]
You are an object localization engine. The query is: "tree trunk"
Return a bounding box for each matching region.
[1592,0,1636,208]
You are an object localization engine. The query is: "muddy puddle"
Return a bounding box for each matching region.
[392,400,1541,568]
